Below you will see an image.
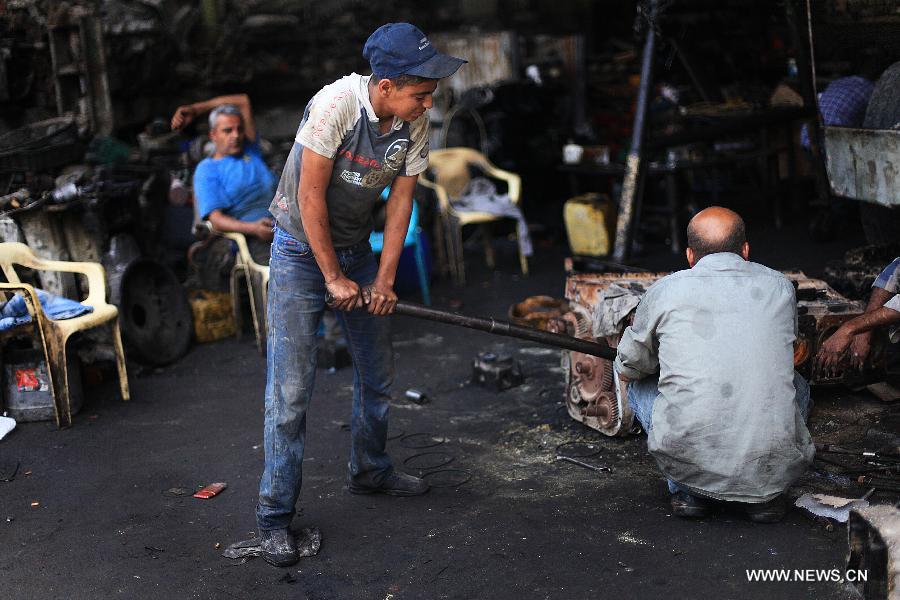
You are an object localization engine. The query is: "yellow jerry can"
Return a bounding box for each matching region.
[563,193,614,256]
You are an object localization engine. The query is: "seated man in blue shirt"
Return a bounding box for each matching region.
[171,94,276,266]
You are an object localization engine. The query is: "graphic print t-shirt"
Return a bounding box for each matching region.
[269,73,429,247]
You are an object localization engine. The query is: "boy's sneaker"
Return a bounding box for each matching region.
[260,528,299,567]
[670,491,713,518]
[349,471,429,496]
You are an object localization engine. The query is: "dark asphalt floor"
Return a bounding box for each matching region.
[0,208,894,599]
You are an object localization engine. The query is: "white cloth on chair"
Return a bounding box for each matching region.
[452,177,533,257]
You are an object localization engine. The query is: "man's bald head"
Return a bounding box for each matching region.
[686,207,748,265]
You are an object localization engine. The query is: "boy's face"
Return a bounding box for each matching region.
[209,114,245,157]
[384,80,438,122]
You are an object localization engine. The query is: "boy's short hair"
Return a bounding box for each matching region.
[209,104,243,130]
[373,73,437,88]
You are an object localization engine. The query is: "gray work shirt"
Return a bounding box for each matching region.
[614,253,814,502]
[269,73,429,248]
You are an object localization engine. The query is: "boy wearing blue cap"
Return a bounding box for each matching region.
[256,23,465,567]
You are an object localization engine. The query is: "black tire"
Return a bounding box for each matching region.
[118,260,193,366]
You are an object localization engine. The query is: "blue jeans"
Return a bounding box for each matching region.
[256,226,394,531]
[627,371,811,495]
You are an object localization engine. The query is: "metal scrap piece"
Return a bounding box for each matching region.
[555,455,611,473]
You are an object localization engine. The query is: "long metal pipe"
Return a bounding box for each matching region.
[392,300,617,360]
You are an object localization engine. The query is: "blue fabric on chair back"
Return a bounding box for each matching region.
[369,187,430,304]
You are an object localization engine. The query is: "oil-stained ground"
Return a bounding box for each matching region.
[1,217,895,600]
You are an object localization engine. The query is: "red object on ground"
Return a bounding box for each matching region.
[193,482,227,499]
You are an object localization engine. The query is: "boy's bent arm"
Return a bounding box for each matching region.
[368,175,416,315]
[298,148,362,311]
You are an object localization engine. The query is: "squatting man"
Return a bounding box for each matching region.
[614,207,815,523]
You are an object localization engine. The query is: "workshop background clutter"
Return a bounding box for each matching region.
[0,1,899,599]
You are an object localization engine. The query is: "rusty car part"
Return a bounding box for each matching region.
[507,295,569,331]
[847,505,900,600]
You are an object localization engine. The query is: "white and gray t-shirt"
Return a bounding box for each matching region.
[270,73,429,247]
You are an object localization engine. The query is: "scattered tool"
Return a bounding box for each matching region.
[555,455,611,473]
[856,476,900,493]
[816,444,900,462]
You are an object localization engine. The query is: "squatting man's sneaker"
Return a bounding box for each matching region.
[670,490,714,518]
[260,528,299,567]
[744,495,787,524]
[349,471,429,496]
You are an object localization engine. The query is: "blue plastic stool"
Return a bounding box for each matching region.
[369,188,431,305]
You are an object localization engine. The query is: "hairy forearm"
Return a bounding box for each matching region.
[842,305,900,336]
[298,191,341,282]
[867,286,894,312]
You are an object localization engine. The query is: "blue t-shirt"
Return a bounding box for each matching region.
[193,139,276,222]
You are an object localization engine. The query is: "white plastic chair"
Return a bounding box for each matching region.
[0,242,129,428]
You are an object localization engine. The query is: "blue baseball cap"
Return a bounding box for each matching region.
[364,23,466,80]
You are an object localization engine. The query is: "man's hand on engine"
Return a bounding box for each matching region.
[815,324,853,377]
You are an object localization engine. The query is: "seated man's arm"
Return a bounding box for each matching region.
[193,161,273,241]
[208,209,273,242]
[171,93,256,141]
[816,301,900,375]
[849,258,900,367]
[614,290,661,383]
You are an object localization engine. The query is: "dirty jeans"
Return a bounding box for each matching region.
[627,372,811,495]
[256,226,394,531]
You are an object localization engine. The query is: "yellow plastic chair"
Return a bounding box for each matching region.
[0,242,129,428]
[418,147,528,285]
[199,223,269,353]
